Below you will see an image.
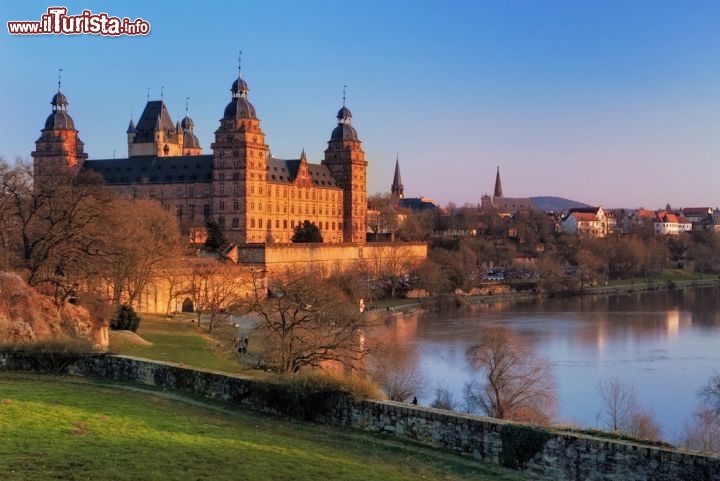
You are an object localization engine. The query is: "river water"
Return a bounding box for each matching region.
[379,286,720,440]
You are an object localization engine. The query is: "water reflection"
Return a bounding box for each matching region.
[375,287,720,439]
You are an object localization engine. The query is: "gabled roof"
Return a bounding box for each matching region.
[633,209,656,219]
[682,207,712,216]
[266,157,339,188]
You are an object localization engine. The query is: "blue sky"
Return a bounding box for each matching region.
[3,1,720,209]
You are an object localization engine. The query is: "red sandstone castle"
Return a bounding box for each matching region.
[32,66,367,245]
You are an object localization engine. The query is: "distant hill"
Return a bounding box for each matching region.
[530,196,591,212]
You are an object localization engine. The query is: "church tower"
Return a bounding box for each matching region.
[494,166,503,198]
[210,59,269,243]
[391,155,404,202]
[32,76,87,185]
[322,96,367,243]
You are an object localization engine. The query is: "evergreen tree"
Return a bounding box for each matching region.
[205,219,227,250]
[291,220,323,243]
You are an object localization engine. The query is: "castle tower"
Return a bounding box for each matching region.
[32,78,87,185]
[322,98,367,243]
[209,61,269,243]
[127,100,183,157]
[494,165,503,198]
[180,99,202,156]
[391,155,404,202]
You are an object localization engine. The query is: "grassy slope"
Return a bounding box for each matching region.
[0,373,526,481]
[110,314,246,374]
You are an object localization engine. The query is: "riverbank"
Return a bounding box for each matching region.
[369,271,720,320]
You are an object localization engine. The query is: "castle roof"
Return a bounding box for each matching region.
[266,157,339,188]
[132,101,177,143]
[83,155,213,185]
[44,111,75,130]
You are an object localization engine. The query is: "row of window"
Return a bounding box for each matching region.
[246,218,341,231]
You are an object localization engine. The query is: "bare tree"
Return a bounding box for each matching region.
[99,199,182,304]
[597,376,661,439]
[375,365,426,402]
[680,371,720,453]
[681,406,720,453]
[191,261,251,333]
[250,269,378,375]
[466,327,556,424]
[430,385,456,411]
[699,370,720,414]
[597,376,638,432]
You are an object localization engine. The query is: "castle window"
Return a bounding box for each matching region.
[177,186,183,196]
[233,184,239,195]
[188,187,194,196]
[203,204,210,217]
[189,204,195,218]
[251,218,255,228]
[218,217,225,228]
[233,173,239,180]
[259,219,263,228]
[218,173,225,180]
[332,222,335,230]
[219,202,225,212]
[232,218,239,229]
[233,201,239,211]
[176,205,183,218]
[283,220,287,229]
[275,220,279,228]
[204,186,210,196]
[219,185,225,195]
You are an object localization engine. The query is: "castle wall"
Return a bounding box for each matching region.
[237,242,428,276]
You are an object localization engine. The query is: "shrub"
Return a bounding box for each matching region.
[110,304,141,332]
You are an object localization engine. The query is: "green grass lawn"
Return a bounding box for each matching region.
[0,373,526,481]
[110,314,248,374]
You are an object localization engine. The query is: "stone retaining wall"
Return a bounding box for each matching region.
[2,352,718,481]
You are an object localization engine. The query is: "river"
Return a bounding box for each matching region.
[378,286,720,441]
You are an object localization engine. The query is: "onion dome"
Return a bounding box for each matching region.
[44,111,75,130]
[337,105,352,120]
[224,74,257,120]
[231,77,249,95]
[51,91,69,108]
[183,132,201,149]
[331,122,358,141]
[44,89,75,130]
[181,115,194,131]
[224,97,257,119]
[330,102,358,141]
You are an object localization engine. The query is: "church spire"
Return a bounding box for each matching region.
[493,165,503,198]
[391,155,404,201]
